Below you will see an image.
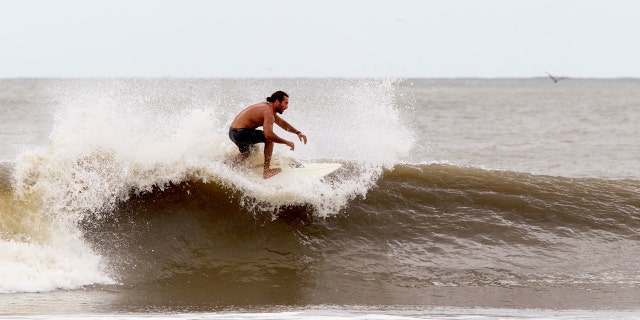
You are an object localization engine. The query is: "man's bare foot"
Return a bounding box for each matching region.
[263,168,282,179]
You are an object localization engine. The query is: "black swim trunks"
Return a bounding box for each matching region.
[228,127,267,153]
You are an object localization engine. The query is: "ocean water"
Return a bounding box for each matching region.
[1,78,639,319]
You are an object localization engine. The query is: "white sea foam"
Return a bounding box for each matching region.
[0,238,114,293]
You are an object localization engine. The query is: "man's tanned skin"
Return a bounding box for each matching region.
[229,92,307,179]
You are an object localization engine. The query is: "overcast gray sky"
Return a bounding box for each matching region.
[1,0,639,78]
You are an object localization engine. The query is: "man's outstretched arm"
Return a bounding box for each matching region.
[275,115,307,144]
[264,112,294,150]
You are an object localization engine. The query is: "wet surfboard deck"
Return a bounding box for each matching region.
[249,159,342,182]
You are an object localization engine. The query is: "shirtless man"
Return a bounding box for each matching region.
[228,91,307,179]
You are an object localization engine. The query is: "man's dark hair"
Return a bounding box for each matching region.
[266,91,289,103]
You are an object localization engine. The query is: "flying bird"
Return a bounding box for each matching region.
[546,72,568,83]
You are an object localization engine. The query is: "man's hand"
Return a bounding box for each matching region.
[285,140,295,151]
[297,132,307,144]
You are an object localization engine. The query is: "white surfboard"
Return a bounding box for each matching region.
[278,162,342,178]
[249,158,342,182]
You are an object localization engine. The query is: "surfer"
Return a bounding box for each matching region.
[228,91,308,179]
